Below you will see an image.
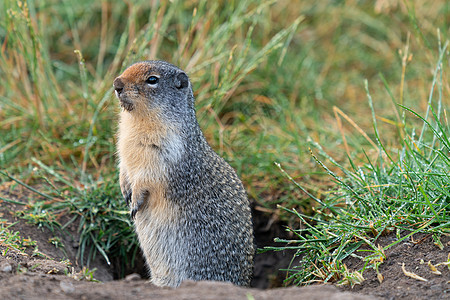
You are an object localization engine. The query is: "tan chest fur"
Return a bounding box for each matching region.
[117,110,180,215]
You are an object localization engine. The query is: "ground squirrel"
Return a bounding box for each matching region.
[113,60,255,287]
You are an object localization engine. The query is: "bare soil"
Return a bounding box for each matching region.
[341,232,450,300]
[0,182,448,299]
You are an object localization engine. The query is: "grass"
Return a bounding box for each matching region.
[0,219,45,258]
[0,0,449,282]
[266,39,450,285]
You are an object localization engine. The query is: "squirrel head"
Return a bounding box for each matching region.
[113,61,193,119]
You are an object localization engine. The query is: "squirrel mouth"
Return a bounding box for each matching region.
[116,93,135,112]
[120,100,135,112]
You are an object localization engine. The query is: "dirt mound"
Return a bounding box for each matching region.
[0,237,375,300]
[0,275,378,300]
[0,229,374,300]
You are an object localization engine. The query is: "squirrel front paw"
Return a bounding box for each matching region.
[120,170,132,206]
[123,189,132,207]
[130,190,149,220]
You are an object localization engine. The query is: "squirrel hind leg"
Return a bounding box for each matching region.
[130,189,149,219]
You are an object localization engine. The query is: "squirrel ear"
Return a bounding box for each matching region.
[174,72,189,89]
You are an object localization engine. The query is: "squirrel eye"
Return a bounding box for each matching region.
[146,76,159,85]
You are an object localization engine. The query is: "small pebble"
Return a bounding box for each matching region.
[430,284,441,290]
[60,281,75,293]
[125,273,141,281]
[0,262,12,273]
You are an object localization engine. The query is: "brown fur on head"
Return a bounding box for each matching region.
[113,61,190,117]
[113,62,160,112]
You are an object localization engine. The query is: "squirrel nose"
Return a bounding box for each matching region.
[113,77,124,95]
